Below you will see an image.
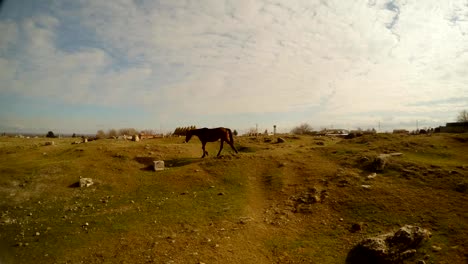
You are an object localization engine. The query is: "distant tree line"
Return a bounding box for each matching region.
[173,126,196,136]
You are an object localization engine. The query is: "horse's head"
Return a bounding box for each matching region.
[184,130,193,143]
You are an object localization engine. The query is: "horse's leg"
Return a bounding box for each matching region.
[201,142,208,158]
[217,140,224,156]
[228,140,238,154]
[226,129,238,154]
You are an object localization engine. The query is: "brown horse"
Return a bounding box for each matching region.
[185,127,238,158]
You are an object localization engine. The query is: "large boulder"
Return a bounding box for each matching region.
[347,225,431,264]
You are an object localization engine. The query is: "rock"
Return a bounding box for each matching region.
[79,178,94,187]
[132,135,140,142]
[347,225,431,263]
[277,137,285,143]
[351,223,362,233]
[431,245,442,252]
[417,260,426,264]
[367,173,377,179]
[153,160,164,171]
[361,185,371,189]
[44,141,54,146]
[373,155,389,172]
[372,153,403,172]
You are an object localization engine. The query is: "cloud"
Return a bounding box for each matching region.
[0,0,467,133]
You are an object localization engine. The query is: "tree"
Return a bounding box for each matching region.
[118,128,138,136]
[46,131,55,138]
[233,130,238,136]
[108,129,118,138]
[457,110,468,122]
[291,123,313,135]
[96,130,106,139]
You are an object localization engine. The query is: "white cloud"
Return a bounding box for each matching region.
[0,0,467,133]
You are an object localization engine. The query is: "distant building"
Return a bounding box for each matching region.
[437,122,468,133]
[322,129,349,136]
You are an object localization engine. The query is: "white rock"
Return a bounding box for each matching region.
[79,178,94,187]
[154,160,165,171]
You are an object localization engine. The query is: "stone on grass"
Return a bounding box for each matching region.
[79,178,94,187]
[154,160,165,171]
[44,141,54,146]
[372,153,403,172]
[277,137,285,143]
[132,135,140,142]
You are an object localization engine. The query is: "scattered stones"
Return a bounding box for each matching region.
[79,177,94,188]
[347,225,431,263]
[154,160,165,171]
[289,188,327,213]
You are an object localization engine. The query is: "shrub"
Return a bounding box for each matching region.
[46,131,55,138]
[291,123,313,135]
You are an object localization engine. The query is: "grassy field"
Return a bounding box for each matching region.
[0,133,467,263]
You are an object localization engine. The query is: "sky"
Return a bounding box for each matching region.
[0,0,467,135]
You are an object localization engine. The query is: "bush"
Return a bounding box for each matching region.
[96,130,106,139]
[291,123,313,135]
[46,131,56,138]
